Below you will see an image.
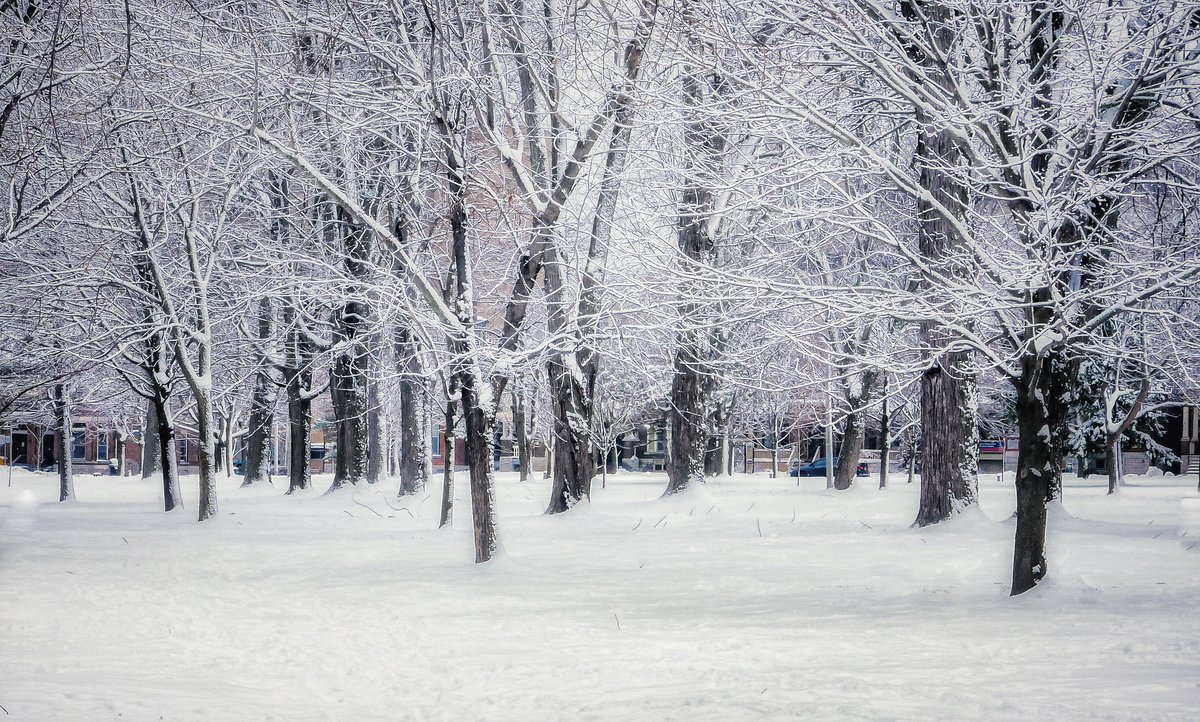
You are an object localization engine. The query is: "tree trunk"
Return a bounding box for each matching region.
[284,375,312,494]
[195,389,219,522]
[460,372,498,562]
[328,213,372,491]
[366,334,383,484]
[141,402,162,480]
[397,324,429,496]
[513,390,531,482]
[151,394,181,511]
[1011,346,1069,595]
[439,398,455,529]
[915,351,978,524]
[545,351,596,513]
[834,409,866,490]
[55,383,73,502]
[330,328,370,490]
[1106,435,1121,495]
[442,136,498,563]
[220,410,234,479]
[117,434,129,477]
[243,300,276,488]
[665,67,726,497]
[879,393,890,489]
[903,0,979,526]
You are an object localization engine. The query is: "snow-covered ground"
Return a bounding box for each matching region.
[2,467,1197,721]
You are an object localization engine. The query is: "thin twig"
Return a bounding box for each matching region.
[352,499,384,518]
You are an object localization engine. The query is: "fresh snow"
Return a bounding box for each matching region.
[2,469,1198,720]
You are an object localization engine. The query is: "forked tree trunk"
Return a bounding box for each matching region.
[545,351,597,513]
[55,383,73,502]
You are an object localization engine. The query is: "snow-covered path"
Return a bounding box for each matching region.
[2,469,1197,720]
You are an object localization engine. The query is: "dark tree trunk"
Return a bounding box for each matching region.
[459,370,498,562]
[834,410,865,490]
[284,374,312,494]
[902,0,979,525]
[397,324,428,496]
[513,390,531,482]
[1011,340,1070,595]
[330,328,370,490]
[55,383,73,502]
[545,351,596,513]
[366,341,383,485]
[879,391,890,489]
[666,340,713,494]
[704,434,723,476]
[441,135,498,562]
[439,398,455,529]
[665,68,727,496]
[915,351,978,524]
[281,301,315,495]
[242,299,276,488]
[328,213,372,491]
[149,392,182,511]
[141,402,161,480]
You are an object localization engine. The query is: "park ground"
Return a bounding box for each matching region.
[2,466,1198,721]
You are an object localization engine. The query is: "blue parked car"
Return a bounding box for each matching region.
[790,458,869,478]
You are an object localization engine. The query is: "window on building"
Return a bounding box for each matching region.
[72,427,86,461]
[431,433,441,457]
[97,432,108,461]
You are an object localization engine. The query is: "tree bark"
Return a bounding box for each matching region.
[545,352,596,513]
[151,393,181,511]
[834,409,866,490]
[328,212,372,491]
[117,433,129,477]
[1011,333,1070,595]
[879,392,890,489]
[1106,435,1121,495]
[141,402,161,480]
[513,390,531,482]
[915,352,978,524]
[242,298,276,488]
[439,397,455,529]
[901,0,980,525]
[367,331,384,485]
[55,383,73,502]
[397,325,429,496]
